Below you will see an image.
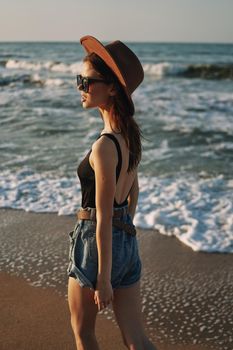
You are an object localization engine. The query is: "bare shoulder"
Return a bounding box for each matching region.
[92,135,117,153]
[91,135,118,165]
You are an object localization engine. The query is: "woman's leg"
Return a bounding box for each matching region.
[68,277,100,350]
[112,280,157,350]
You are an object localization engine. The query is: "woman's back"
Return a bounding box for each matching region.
[89,132,137,206]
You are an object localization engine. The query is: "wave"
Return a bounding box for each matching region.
[179,64,233,79]
[0,74,37,86]
[4,59,82,74]
[143,62,233,79]
[0,73,66,87]
[3,59,233,80]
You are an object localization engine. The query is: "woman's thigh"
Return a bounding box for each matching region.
[68,277,99,334]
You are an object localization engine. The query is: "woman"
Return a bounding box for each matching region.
[67,35,157,350]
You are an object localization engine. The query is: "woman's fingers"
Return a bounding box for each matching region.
[96,298,110,311]
[94,291,113,311]
[97,301,105,311]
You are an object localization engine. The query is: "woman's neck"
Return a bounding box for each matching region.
[101,128,121,135]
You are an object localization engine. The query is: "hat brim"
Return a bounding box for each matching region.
[80,35,135,115]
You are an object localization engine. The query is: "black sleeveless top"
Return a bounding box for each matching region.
[77,133,129,208]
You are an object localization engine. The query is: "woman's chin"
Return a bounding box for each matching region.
[82,102,97,109]
[81,101,88,108]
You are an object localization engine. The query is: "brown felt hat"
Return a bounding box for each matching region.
[80,35,144,115]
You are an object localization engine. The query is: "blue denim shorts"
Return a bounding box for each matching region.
[67,205,142,290]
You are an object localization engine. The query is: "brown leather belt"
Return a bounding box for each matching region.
[76,207,137,236]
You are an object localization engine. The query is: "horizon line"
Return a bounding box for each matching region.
[0,40,233,45]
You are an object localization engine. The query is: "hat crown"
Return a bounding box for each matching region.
[105,40,144,94]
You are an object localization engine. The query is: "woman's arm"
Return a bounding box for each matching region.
[91,137,118,282]
[127,170,139,221]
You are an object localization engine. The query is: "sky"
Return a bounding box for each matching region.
[0,0,233,43]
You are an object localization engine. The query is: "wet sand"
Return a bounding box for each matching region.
[0,208,232,350]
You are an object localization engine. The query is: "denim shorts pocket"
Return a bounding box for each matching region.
[68,222,82,255]
[69,219,81,237]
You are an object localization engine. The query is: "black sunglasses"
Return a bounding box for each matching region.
[76,74,109,93]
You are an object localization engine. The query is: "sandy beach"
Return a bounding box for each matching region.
[0,208,232,350]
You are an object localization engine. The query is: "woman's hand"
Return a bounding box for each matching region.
[94,279,114,311]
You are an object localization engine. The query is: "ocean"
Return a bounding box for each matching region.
[0,41,233,253]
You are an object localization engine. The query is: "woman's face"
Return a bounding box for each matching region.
[78,61,115,110]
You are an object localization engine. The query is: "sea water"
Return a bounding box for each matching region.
[0,42,233,253]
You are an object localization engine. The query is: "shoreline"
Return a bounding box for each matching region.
[0,207,232,349]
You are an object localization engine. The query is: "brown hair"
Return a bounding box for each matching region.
[83,52,144,173]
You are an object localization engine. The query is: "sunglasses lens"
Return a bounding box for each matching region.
[82,78,89,92]
[77,75,89,92]
[77,75,81,85]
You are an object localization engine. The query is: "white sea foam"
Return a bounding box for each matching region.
[6,59,53,71]
[5,59,83,74]
[143,62,185,77]
[44,77,66,87]
[0,167,232,253]
[135,174,233,253]
[50,62,82,74]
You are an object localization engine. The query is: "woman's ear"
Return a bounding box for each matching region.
[108,83,118,97]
